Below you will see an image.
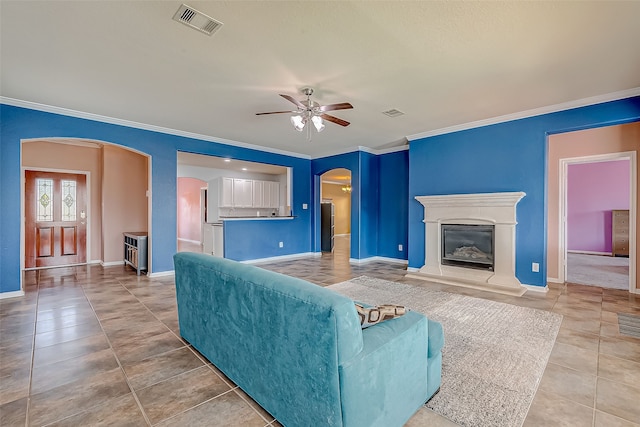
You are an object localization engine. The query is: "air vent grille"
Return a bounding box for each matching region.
[382,108,405,118]
[173,4,223,36]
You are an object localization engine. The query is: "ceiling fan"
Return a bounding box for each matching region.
[256,87,353,141]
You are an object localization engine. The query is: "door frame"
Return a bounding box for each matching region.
[21,166,92,270]
[558,151,637,293]
[316,168,353,259]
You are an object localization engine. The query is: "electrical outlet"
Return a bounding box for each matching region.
[302,203,308,209]
[279,241,284,248]
[398,244,403,251]
[532,262,539,273]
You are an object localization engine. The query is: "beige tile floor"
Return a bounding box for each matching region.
[1,236,639,426]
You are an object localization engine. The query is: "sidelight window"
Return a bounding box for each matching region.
[36,178,54,221]
[61,180,77,221]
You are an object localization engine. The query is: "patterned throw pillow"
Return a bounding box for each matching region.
[354,303,408,328]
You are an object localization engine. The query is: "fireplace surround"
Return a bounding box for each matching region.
[408,192,527,296]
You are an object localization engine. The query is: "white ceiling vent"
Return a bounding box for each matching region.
[173,4,223,36]
[382,108,405,118]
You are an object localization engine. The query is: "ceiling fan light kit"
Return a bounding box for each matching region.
[257,87,352,142]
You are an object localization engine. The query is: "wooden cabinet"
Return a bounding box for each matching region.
[612,209,629,257]
[123,232,147,275]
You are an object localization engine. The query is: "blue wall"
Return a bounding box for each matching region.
[378,150,409,260]
[312,152,361,259]
[311,150,409,261]
[408,96,640,287]
[0,105,313,293]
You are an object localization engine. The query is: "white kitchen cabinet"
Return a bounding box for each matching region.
[252,180,264,207]
[267,181,279,208]
[220,178,233,207]
[203,223,224,257]
[213,223,224,257]
[208,177,280,217]
[203,223,213,254]
[233,179,253,207]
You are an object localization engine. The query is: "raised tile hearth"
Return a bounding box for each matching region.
[408,192,527,296]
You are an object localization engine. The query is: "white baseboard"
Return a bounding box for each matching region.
[523,284,549,293]
[349,256,408,265]
[568,250,612,256]
[89,260,102,265]
[241,252,319,265]
[148,270,175,278]
[406,267,420,272]
[546,277,563,284]
[0,290,25,299]
[101,260,125,267]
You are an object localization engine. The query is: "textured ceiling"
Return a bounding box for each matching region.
[2,1,639,158]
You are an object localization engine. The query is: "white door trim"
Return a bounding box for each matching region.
[558,152,637,293]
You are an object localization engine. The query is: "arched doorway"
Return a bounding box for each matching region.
[320,168,352,261]
[21,138,150,272]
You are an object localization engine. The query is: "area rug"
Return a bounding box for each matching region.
[329,276,563,427]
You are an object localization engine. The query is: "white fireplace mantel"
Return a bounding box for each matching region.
[408,192,527,296]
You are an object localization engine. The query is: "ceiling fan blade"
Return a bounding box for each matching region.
[255,110,296,115]
[280,94,306,109]
[321,114,350,127]
[319,102,353,112]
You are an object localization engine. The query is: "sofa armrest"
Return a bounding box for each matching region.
[338,311,430,427]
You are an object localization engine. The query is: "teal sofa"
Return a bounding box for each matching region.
[173,253,443,426]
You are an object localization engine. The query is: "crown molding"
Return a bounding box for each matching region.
[310,144,408,160]
[2,96,410,161]
[406,87,640,141]
[0,97,311,160]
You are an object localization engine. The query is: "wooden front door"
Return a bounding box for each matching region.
[25,171,87,268]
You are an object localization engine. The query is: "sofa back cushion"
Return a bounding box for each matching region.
[174,253,363,426]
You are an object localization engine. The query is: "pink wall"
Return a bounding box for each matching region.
[567,160,630,253]
[102,145,148,263]
[547,121,639,291]
[177,177,205,242]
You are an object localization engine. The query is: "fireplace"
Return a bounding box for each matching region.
[408,192,527,296]
[441,224,494,271]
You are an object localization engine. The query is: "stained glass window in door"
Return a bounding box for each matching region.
[36,178,54,221]
[61,180,77,221]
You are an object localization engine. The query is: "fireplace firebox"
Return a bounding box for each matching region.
[441,224,495,271]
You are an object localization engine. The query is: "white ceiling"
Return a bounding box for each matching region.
[2,1,639,159]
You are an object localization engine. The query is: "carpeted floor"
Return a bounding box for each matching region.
[330,276,563,427]
[567,252,629,290]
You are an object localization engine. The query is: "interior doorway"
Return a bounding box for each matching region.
[565,159,631,289]
[320,168,352,262]
[24,170,87,268]
[560,152,636,292]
